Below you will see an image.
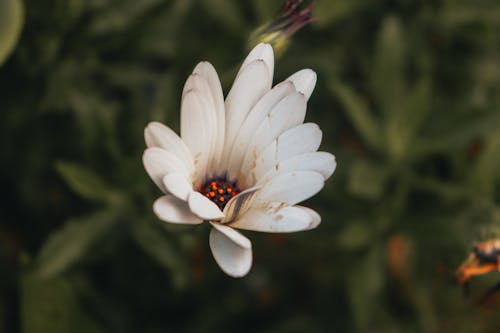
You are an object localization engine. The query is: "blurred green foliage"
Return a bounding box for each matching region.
[1,0,500,332]
[0,0,24,66]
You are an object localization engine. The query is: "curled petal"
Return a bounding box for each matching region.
[209,223,252,277]
[222,187,260,224]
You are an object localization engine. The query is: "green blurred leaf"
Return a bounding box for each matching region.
[21,272,104,333]
[35,209,120,278]
[88,0,163,35]
[330,80,383,151]
[370,16,406,135]
[0,0,24,66]
[314,0,368,28]
[386,77,432,160]
[200,0,246,32]
[251,0,282,22]
[130,220,189,289]
[55,161,122,204]
[348,160,388,199]
[414,108,500,156]
[469,126,500,195]
[336,220,373,250]
[372,16,406,121]
[347,244,384,330]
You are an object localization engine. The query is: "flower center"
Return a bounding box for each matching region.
[199,178,240,210]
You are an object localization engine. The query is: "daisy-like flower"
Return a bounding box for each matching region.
[143,43,336,277]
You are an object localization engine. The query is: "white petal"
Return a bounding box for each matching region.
[255,171,324,206]
[162,173,193,201]
[225,81,295,180]
[236,43,274,82]
[180,90,216,183]
[188,191,224,220]
[144,122,194,172]
[222,186,260,224]
[210,222,251,248]
[286,69,317,100]
[153,195,203,224]
[250,123,323,183]
[299,206,322,226]
[143,148,189,192]
[260,152,337,183]
[209,224,252,277]
[192,62,225,175]
[220,60,271,172]
[231,204,321,233]
[239,93,307,186]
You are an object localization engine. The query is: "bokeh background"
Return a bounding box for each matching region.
[2,0,500,332]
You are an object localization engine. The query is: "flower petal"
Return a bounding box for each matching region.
[162,172,193,201]
[210,222,251,248]
[192,62,225,176]
[259,152,337,184]
[236,43,274,82]
[188,191,224,220]
[231,204,321,233]
[240,93,307,186]
[153,195,203,224]
[144,122,194,172]
[143,148,189,192]
[180,89,216,183]
[209,223,252,277]
[220,59,271,172]
[286,69,317,101]
[254,171,324,206]
[225,81,295,180]
[222,186,260,224]
[250,123,323,184]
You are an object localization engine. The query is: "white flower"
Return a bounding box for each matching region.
[143,43,336,277]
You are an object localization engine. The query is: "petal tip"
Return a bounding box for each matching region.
[209,227,253,277]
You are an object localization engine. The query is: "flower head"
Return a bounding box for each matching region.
[248,0,314,57]
[143,43,336,277]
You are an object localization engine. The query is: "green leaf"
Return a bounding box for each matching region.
[314,0,369,28]
[336,220,373,250]
[130,220,189,289]
[251,0,281,22]
[372,16,406,120]
[21,272,104,333]
[88,0,163,35]
[347,244,384,330]
[386,77,432,160]
[330,80,383,152]
[35,209,119,278]
[0,0,24,66]
[55,161,122,204]
[348,160,388,199]
[200,0,246,32]
[414,108,500,156]
[469,127,500,195]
